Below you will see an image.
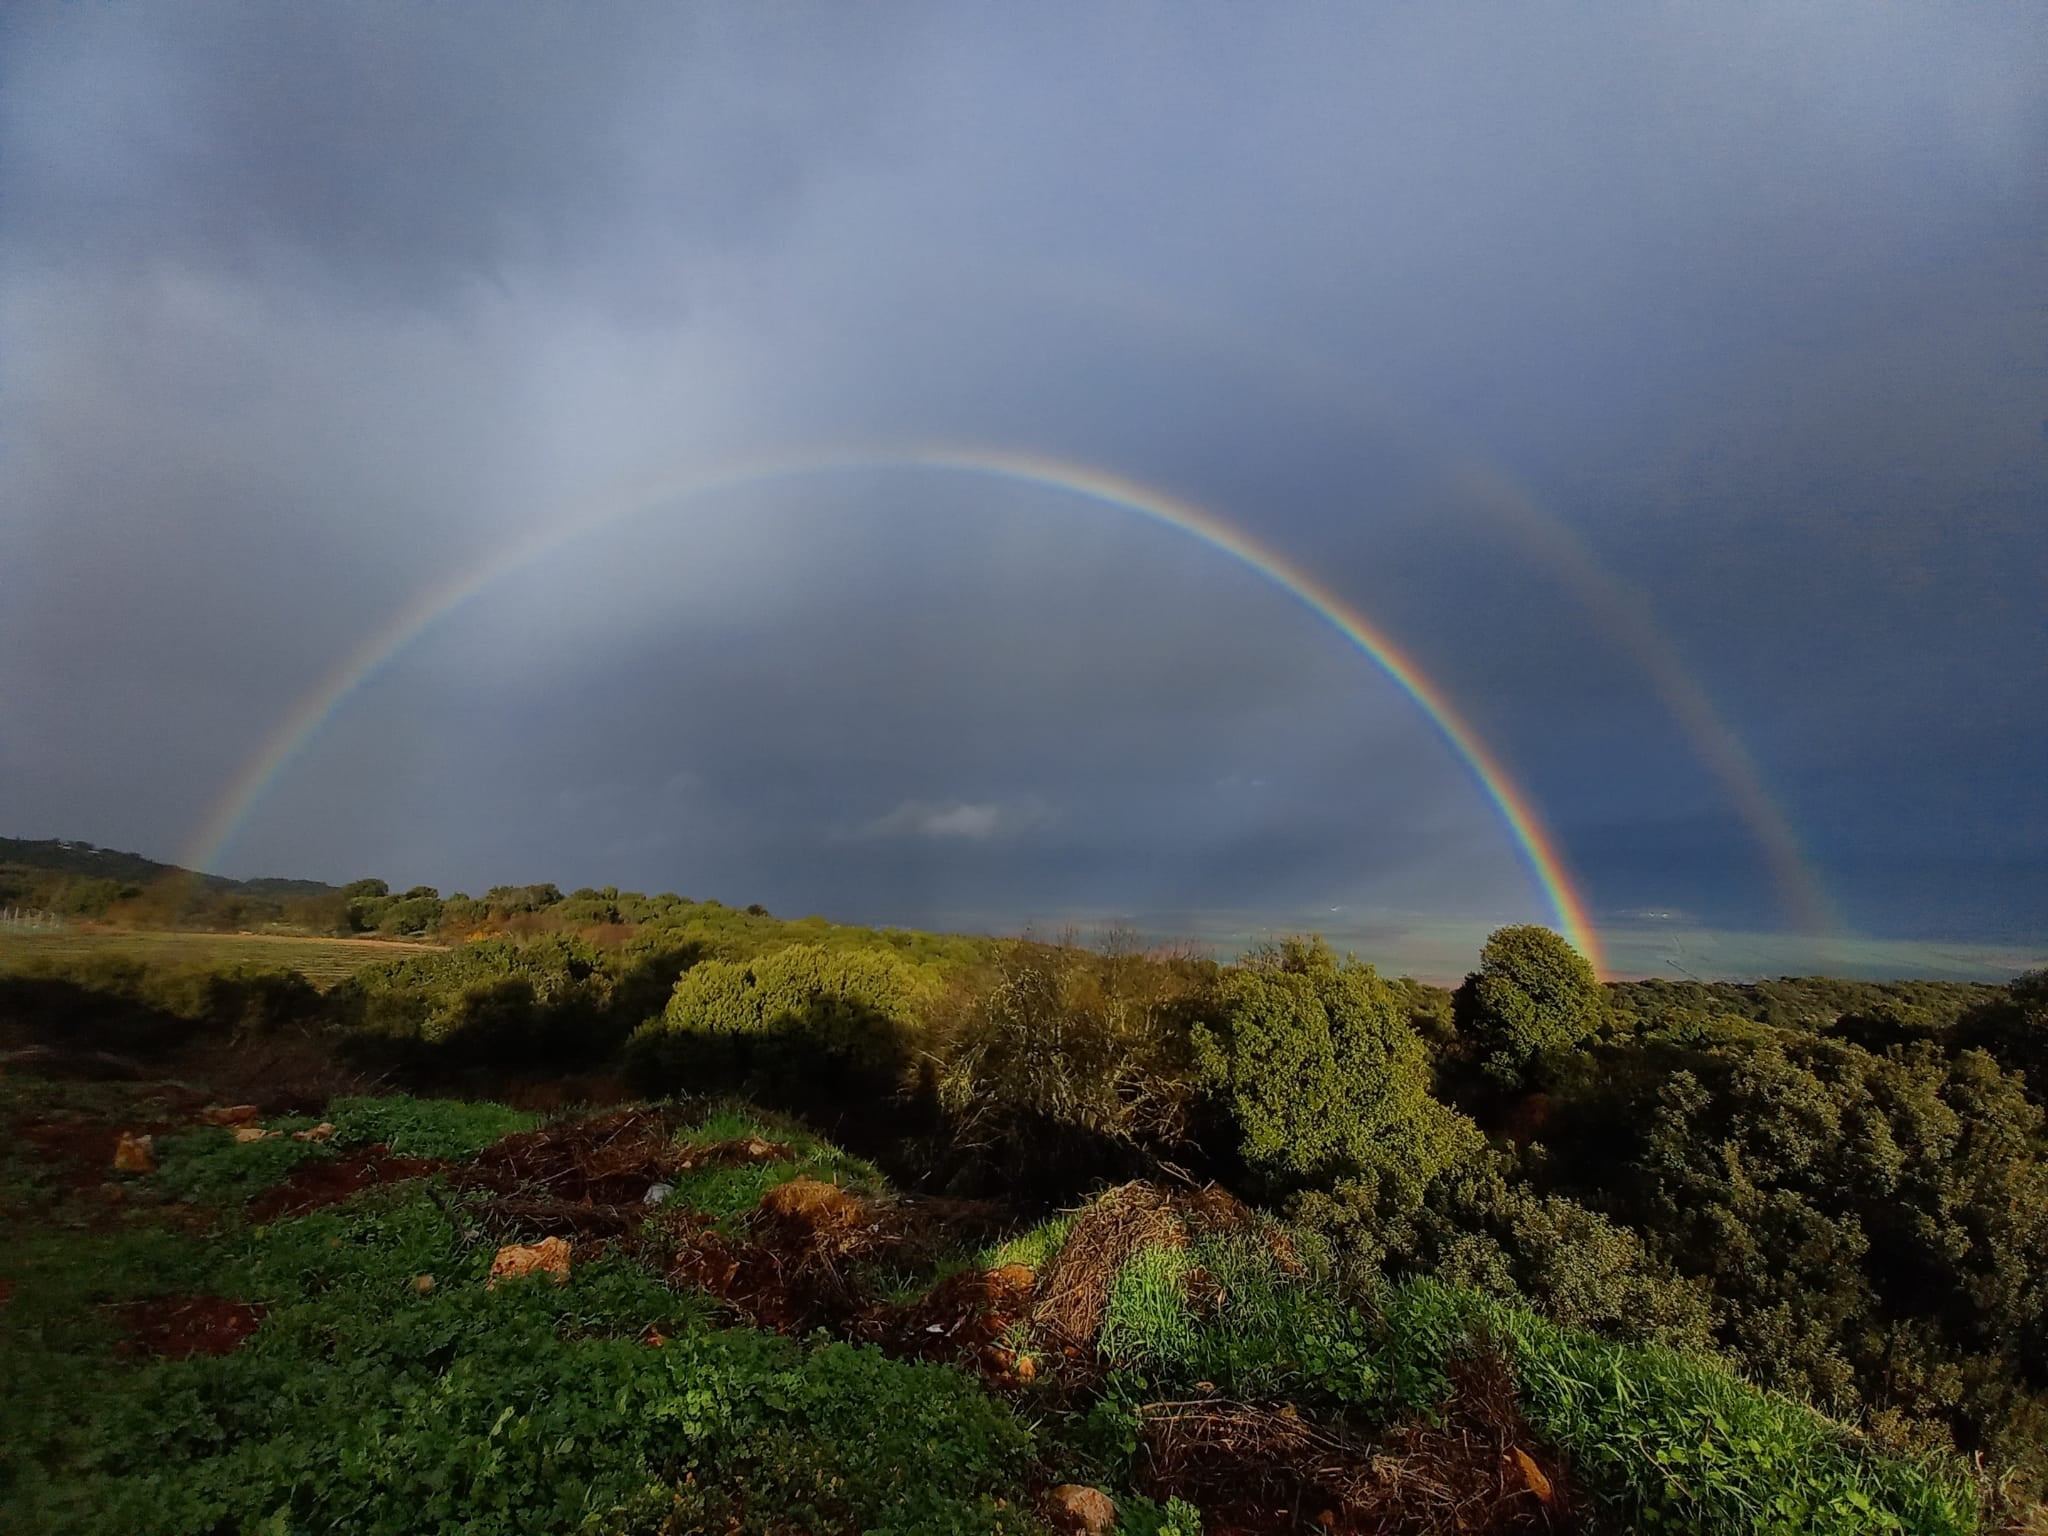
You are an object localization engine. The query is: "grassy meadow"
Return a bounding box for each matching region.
[0,927,441,987]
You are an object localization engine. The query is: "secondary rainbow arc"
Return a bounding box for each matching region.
[183,445,1606,973]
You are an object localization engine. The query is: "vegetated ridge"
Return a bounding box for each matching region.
[3,837,2045,1533]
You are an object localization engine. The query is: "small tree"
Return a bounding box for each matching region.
[1194,936,1480,1219]
[1454,924,1603,1087]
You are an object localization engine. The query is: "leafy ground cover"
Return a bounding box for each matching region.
[0,1067,1994,1536]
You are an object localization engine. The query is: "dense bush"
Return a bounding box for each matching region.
[335,935,628,1064]
[1951,968,2048,1106]
[1451,923,1606,1087]
[625,941,936,1104]
[1193,937,1481,1230]
[0,955,322,1051]
[929,936,1207,1189]
[1388,1154,1718,1352]
[1612,1032,2048,1485]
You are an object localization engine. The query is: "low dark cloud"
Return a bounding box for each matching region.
[4,1,2042,972]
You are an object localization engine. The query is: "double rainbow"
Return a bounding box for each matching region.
[183,445,1606,973]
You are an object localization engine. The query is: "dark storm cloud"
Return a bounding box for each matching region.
[2,3,925,307]
[4,1,2044,971]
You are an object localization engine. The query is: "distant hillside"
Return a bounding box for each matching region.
[0,837,333,897]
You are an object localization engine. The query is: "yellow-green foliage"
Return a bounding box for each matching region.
[627,942,937,1094]
[978,1214,1077,1273]
[336,935,620,1059]
[0,929,422,987]
[662,943,934,1037]
[0,952,323,1050]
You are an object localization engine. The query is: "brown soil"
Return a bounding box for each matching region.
[1033,1182,1185,1346]
[665,1175,893,1333]
[117,1294,265,1360]
[16,1118,133,1189]
[459,1107,686,1206]
[246,1147,440,1221]
[1137,1356,1577,1536]
[676,1135,793,1170]
[449,1107,693,1256]
[878,1262,1040,1373]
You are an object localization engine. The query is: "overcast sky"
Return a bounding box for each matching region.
[4,3,2044,974]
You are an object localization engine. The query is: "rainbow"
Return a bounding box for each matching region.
[1019,266,1837,940]
[183,446,1606,972]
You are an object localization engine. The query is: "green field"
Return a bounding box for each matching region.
[0,928,439,987]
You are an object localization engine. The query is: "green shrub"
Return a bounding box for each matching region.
[1192,937,1481,1221]
[336,935,624,1064]
[625,942,933,1102]
[1452,924,1604,1087]
[1389,1157,1718,1352]
[0,956,321,1052]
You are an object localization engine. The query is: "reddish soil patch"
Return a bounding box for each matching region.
[664,1177,1032,1377]
[453,1108,692,1253]
[117,1295,265,1360]
[460,1108,684,1206]
[17,1118,128,1189]
[879,1263,1039,1373]
[667,1178,905,1335]
[246,1146,439,1222]
[669,1224,816,1332]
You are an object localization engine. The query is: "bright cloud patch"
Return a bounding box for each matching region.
[852,798,1056,842]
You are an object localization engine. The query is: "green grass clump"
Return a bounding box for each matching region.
[1408,1280,1980,1536]
[1097,1233,1381,1404]
[321,1093,538,1159]
[1099,1243,1201,1367]
[977,1213,1075,1274]
[667,1105,887,1221]
[153,1126,330,1207]
[1084,1233,1976,1536]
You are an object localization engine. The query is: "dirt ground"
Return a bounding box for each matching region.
[116,1295,266,1360]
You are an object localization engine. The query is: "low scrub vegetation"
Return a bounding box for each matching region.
[5,885,2044,1528]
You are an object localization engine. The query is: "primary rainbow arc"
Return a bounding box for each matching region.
[184,444,1605,974]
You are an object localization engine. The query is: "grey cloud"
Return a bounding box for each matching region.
[4,2,2044,966]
